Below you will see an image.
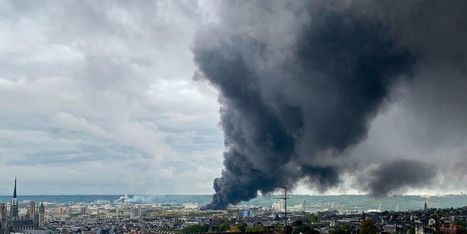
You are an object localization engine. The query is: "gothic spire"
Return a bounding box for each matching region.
[13,176,17,198]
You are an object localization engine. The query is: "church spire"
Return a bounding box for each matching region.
[10,177,19,219]
[13,176,17,198]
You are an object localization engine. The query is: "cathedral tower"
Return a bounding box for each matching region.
[10,177,18,220]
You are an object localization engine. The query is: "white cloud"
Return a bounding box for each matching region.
[53,112,109,138]
[0,0,223,195]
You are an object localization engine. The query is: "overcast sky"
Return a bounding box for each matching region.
[0,0,226,195]
[0,0,466,196]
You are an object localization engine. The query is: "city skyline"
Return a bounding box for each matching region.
[3,177,467,233]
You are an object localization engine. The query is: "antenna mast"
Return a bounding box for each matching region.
[275,185,289,233]
[281,186,289,233]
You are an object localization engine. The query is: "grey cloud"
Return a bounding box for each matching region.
[0,0,223,195]
[364,160,436,197]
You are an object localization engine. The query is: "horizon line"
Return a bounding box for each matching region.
[0,193,465,197]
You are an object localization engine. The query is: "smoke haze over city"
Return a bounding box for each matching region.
[0,0,466,208]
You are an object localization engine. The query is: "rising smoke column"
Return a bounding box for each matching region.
[194,2,416,209]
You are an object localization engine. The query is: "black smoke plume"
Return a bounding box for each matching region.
[365,160,436,197]
[193,0,465,209]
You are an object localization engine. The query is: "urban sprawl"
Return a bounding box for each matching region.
[1,180,467,234]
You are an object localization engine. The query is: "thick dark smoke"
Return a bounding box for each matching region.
[365,160,436,197]
[193,0,467,209]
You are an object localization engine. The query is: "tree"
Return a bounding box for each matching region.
[359,220,377,234]
[229,223,247,233]
[229,226,241,232]
[238,223,247,233]
[331,223,352,234]
[246,225,265,232]
[306,213,318,224]
[292,220,304,234]
[182,224,209,234]
[455,220,466,233]
[219,222,230,232]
